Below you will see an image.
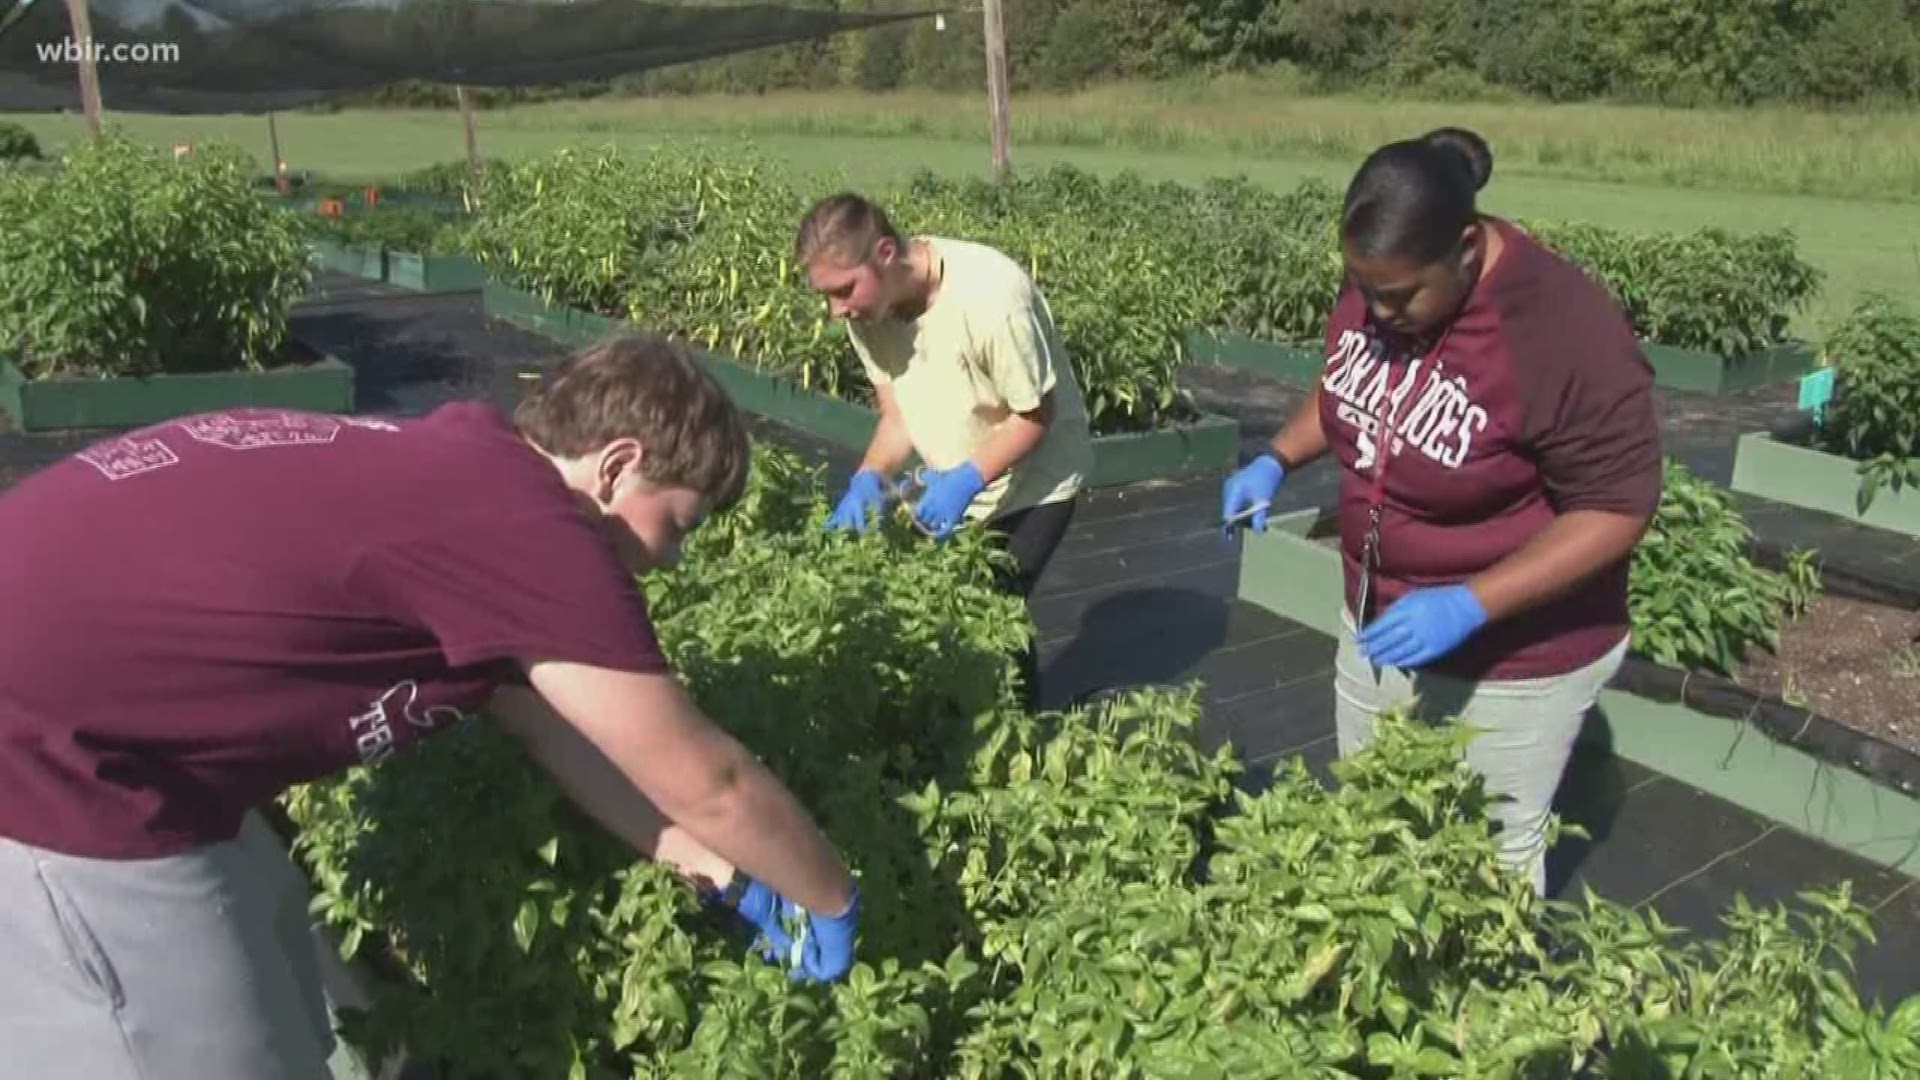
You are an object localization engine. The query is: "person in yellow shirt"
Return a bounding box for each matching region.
[797,192,1094,705]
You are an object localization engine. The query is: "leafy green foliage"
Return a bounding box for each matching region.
[1814,292,1920,512]
[0,121,40,162]
[1629,458,1821,675]
[460,142,1815,435]
[281,442,1912,1078]
[467,148,1213,433]
[1524,219,1823,358]
[303,205,473,255]
[397,158,503,203]
[0,129,311,379]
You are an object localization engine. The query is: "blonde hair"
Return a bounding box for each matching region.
[794,192,901,268]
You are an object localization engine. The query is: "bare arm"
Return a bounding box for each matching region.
[970,392,1052,483]
[1467,508,1651,622]
[489,683,735,891]
[1268,384,1330,471]
[858,383,917,479]
[518,660,855,914]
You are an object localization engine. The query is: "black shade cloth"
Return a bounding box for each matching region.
[0,0,932,113]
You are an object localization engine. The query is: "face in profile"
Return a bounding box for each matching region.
[805,237,898,322]
[604,478,708,573]
[1342,222,1483,341]
[586,448,710,573]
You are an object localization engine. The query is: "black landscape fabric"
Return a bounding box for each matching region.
[0,0,932,112]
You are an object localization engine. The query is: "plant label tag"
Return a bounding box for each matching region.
[1798,367,1835,417]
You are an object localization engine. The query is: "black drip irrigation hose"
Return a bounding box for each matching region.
[1609,653,1920,802]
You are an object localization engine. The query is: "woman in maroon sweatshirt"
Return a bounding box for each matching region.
[1222,127,1664,895]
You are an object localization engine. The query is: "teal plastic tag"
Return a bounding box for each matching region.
[1798,367,1835,418]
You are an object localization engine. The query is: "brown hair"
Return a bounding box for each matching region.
[794,191,901,268]
[514,334,751,510]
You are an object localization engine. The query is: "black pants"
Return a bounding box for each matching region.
[981,496,1078,709]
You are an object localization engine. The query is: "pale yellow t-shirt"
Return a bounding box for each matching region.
[846,236,1093,521]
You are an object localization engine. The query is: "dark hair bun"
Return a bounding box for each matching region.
[1421,127,1492,192]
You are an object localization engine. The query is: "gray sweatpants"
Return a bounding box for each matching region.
[0,812,336,1080]
[1332,612,1629,896]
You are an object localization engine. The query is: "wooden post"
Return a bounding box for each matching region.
[267,112,289,194]
[61,0,103,136]
[455,85,481,180]
[982,0,1010,182]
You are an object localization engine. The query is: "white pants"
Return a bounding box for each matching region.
[1332,613,1629,896]
[0,812,336,1080]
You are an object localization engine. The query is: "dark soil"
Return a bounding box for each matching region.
[1734,594,1920,758]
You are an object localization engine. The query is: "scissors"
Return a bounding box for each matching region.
[885,466,938,537]
[1220,499,1271,533]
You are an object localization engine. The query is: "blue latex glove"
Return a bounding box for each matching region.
[825,469,887,533]
[711,875,786,942]
[912,462,986,539]
[1356,584,1488,669]
[1221,454,1285,534]
[776,889,861,984]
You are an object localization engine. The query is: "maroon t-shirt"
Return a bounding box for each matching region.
[1316,217,1663,681]
[0,402,670,858]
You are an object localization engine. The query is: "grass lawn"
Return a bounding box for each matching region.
[11,84,1918,336]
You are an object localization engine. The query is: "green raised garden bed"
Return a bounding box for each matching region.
[1187,330,1325,386]
[0,339,355,432]
[310,239,385,281]
[1731,431,1920,539]
[1235,506,1920,879]
[386,250,486,294]
[1197,330,1815,397]
[485,281,1240,489]
[1643,339,1818,395]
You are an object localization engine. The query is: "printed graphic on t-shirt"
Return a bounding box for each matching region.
[346,678,470,766]
[77,436,181,480]
[73,410,399,482]
[1321,328,1489,472]
[177,411,346,450]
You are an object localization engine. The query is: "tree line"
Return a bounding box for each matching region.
[333,0,1920,109]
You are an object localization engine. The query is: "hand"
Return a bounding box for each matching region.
[825,469,887,533]
[1221,454,1286,533]
[1356,584,1488,669]
[912,462,986,539]
[711,873,787,945]
[777,889,861,984]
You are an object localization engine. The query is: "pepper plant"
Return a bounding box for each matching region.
[0,129,311,379]
[1815,292,1920,513]
[1628,458,1821,675]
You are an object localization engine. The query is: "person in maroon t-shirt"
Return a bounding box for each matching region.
[1222,127,1664,896]
[0,336,860,1079]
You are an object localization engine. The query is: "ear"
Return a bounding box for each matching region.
[1458,220,1484,257]
[593,438,645,502]
[872,235,897,266]
[1454,220,1485,278]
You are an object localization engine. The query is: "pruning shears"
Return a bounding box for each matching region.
[885,466,938,537]
[1221,499,1271,532]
